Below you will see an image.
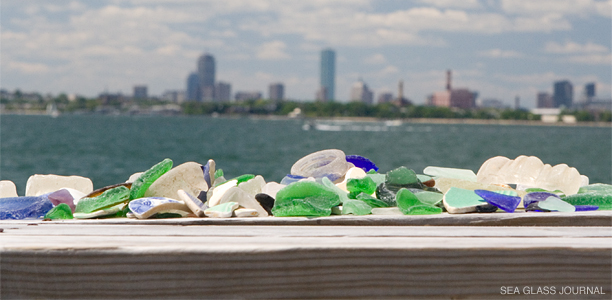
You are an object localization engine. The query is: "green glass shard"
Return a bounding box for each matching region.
[76,186,130,214]
[272,181,340,217]
[214,169,224,179]
[356,192,389,208]
[342,199,372,215]
[346,176,377,195]
[130,158,173,200]
[44,203,73,220]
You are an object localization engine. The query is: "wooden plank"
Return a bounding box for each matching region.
[1,222,610,298]
[1,210,610,226]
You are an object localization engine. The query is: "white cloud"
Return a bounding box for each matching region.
[545,41,609,53]
[363,53,387,64]
[479,49,523,58]
[256,40,291,60]
[6,61,50,74]
[418,0,481,9]
[567,53,612,65]
[501,0,612,18]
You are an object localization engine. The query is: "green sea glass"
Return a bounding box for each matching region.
[396,188,442,215]
[130,158,173,200]
[75,186,130,214]
[342,199,372,215]
[443,187,497,214]
[272,181,340,217]
[347,177,377,195]
[321,177,350,204]
[366,173,386,187]
[234,174,255,184]
[356,192,389,208]
[525,188,565,197]
[563,193,612,210]
[44,203,73,220]
[214,169,224,179]
[414,190,444,207]
[386,166,424,191]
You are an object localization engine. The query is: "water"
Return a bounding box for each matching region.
[1,114,610,194]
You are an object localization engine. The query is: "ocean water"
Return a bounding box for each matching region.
[1,114,610,194]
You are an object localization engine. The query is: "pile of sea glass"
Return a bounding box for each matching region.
[0,149,610,220]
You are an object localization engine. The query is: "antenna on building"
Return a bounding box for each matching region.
[398,80,404,101]
[446,69,452,91]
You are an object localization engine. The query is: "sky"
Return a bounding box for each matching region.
[1,0,611,108]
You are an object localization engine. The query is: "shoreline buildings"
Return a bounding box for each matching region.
[428,70,476,109]
[350,79,373,104]
[317,48,335,102]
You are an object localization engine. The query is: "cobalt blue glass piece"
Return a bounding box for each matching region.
[574,205,599,211]
[280,174,306,185]
[202,161,212,190]
[475,189,521,213]
[0,195,53,220]
[346,155,379,172]
[523,192,559,208]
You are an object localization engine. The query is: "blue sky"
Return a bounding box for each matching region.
[1,0,610,107]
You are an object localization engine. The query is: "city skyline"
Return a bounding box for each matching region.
[1,1,610,108]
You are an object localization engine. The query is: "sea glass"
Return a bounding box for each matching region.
[562,193,611,210]
[443,187,497,214]
[0,195,53,220]
[145,161,208,201]
[423,166,477,182]
[356,192,389,208]
[474,189,521,213]
[396,188,442,215]
[526,196,575,213]
[346,176,377,195]
[204,202,239,218]
[218,187,268,217]
[342,199,372,215]
[321,177,350,204]
[25,174,93,197]
[523,192,560,208]
[476,155,582,195]
[272,181,340,217]
[290,149,351,182]
[128,197,190,219]
[75,186,130,214]
[345,155,379,172]
[386,166,424,191]
[0,180,18,198]
[130,158,173,200]
[44,203,73,220]
[202,159,215,189]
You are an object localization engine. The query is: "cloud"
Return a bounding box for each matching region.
[256,40,291,60]
[363,53,387,64]
[544,41,609,53]
[418,0,481,9]
[501,0,612,18]
[567,53,612,65]
[479,49,523,58]
[6,61,50,74]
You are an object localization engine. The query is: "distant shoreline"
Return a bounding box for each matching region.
[2,111,610,127]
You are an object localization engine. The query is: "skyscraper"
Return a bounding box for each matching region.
[585,82,596,99]
[269,83,284,101]
[186,72,199,101]
[198,53,215,102]
[320,48,335,101]
[553,80,573,108]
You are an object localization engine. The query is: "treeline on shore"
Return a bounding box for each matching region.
[2,93,611,122]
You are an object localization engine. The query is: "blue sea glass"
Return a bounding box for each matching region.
[574,205,599,211]
[280,174,307,185]
[475,189,521,213]
[345,155,379,172]
[523,192,560,208]
[0,195,53,220]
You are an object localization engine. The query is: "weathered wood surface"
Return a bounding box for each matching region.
[2,210,611,226]
[1,222,610,299]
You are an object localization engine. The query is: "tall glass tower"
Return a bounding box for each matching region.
[198,53,215,101]
[320,49,335,101]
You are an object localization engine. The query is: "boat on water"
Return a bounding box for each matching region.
[302,119,403,132]
[46,103,60,118]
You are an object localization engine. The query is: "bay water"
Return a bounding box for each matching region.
[1,114,610,194]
